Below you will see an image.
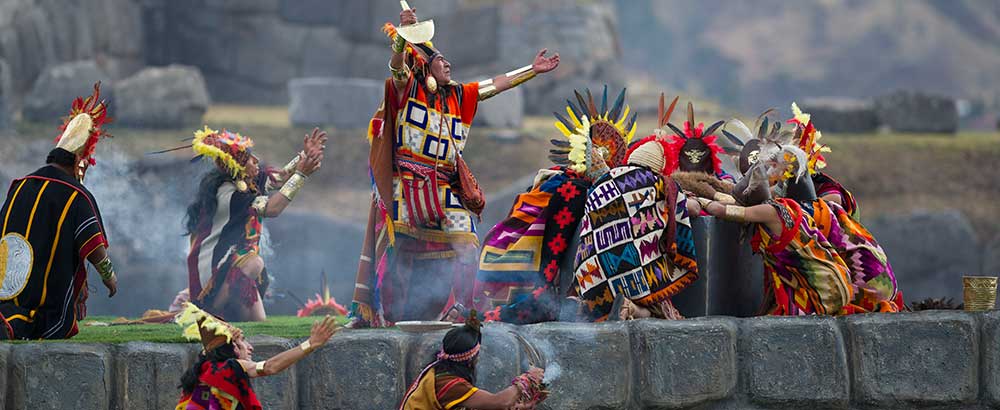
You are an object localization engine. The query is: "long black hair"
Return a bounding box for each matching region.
[179,343,238,393]
[184,169,229,235]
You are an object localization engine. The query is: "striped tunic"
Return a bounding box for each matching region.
[0,166,107,339]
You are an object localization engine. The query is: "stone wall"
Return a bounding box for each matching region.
[3,311,999,410]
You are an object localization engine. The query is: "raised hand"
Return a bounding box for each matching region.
[307,315,340,348]
[401,7,417,25]
[531,49,560,74]
[297,128,326,176]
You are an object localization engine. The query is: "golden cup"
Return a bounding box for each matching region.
[963,276,998,311]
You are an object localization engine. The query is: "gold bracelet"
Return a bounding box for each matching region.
[714,192,736,204]
[724,205,747,222]
[282,152,303,175]
[300,340,314,354]
[279,172,308,201]
[255,360,266,374]
[478,78,499,100]
[507,65,536,88]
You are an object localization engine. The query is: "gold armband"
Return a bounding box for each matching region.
[96,256,115,282]
[252,196,268,214]
[694,197,713,208]
[714,192,736,204]
[388,60,410,82]
[506,65,536,88]
[300,340,314,354]
[255,360,266,374]
[279,172,308,201]
[477,78,499,100]
[724,205,747,222]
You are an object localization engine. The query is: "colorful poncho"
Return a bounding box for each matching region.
[751,198,855,315]
[803,199,899,312]
[352,74,482,327]
[573,166,698,321]
[0,166,108,339]
[176,359,262,410]
[476,168,590,323]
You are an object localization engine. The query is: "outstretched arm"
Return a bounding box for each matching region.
[458,367,545,409]
[240,316,339,378]
[699,198,783,234]
[262,128,326,218]
[478,49,560,101]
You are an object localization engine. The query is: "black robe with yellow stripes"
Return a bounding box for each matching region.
[0,165,107,339]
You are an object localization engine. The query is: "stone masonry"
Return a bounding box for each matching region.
[2,311,999,409]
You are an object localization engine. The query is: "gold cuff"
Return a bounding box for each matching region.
[282,152,303,175]
[478,82,499,100]
[279,172,307,201]
[724,205,747,222]
[300,340,314,354]
[252,196,268,214]
[255,360,266,374]
[96,256,115,281]
[714,192,736,204]
[695,197,713,208]
[508,65,536,88]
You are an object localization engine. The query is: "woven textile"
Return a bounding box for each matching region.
[813,172,859,220]
[476,169,590,323]
[573,166,698,321]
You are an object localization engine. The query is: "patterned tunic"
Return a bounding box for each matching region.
[391,78,480,244]
[573,166,698,320]
[400,367,479,410]
[751,198,854,315]
[803,199,899,312]
[176,359,262,410]
[0,166,107,339]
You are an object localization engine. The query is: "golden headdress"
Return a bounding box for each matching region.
[54,82,112,166]
[175,302,242,352]
[549,86,637,173]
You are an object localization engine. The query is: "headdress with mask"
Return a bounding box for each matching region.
[549,86,637,179]
[52,82,112,181]
[724,113,811,205]
[663,102,726,176]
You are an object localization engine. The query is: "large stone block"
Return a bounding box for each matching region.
[743,316,849,407]
[874,90,958,134]
[113,64,210,128]
[523,322,631,410]
[22,60,113,122]
[232,15,309,87]
[115,342,196,410]
[984,311,1000,406]
[798,97,880,134]
[288,77,383,129]
[347,43,393,81]
[476,86,523,128]
[246,336,298,410]
[0,343,9,410]
[866,210,980,302]
[8,343,111,410]
[297,330,407,410]
[300,27,352,78]
[429,6,501,68]
[632,318,738,409]
[846,311,978,406]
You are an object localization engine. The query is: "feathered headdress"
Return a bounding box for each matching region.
[55,82,112,166]
[191,126,255,180]
[663,102,725,176]
[549,86,637,173]
[175,302,241,352]
[788,102,831,175]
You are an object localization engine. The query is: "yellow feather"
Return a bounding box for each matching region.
[554,121,572,137]
[566,106,582,128]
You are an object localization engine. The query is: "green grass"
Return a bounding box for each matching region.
[46,315,352,344]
